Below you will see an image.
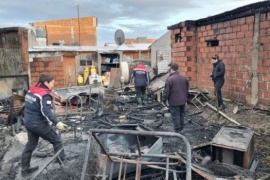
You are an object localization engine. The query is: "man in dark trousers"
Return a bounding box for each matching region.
[163,63,189,133]
[210,55,226,110]
[129,63,150,107]
[21,74,68,176]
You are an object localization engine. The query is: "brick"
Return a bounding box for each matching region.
[258,98,270,106]
[244,31,253,38]
[263,59,270,66]
[238,17,246,25]
[263,91,270,99]
[259,82,268,91]
[217,22,224,28]
[211,23,218,29]
[240,24,249,31]
[260,13,266,21]
[232,26,241,32]
[246,16,254,23]
[237,32,245,38]
[223,21,231,28]
[231,19,238,26]
[226,27,232,33]
[206,25,211,30]
[260,21,270,29]
[230,33,237,39]
[208,30,214,36]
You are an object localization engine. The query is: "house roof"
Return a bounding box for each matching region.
[29,43,152,53]
[168,0,270,30]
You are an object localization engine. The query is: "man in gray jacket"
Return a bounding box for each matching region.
[162,63,189,132]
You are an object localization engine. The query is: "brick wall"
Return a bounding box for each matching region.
[123,50,151,60]
[171,22,197,87]
[170,12,270,107]
[30,56,65,88]
[258,12,270,106]
[32,17,97,46]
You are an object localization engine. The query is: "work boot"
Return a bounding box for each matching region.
[142,94,147,105]
[21,166,39,176]
[21,152,39,176]
[54,149,67,164]
[137,98,142,107]
[219,104,225,111]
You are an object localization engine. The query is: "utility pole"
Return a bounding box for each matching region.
[75,4,81,47]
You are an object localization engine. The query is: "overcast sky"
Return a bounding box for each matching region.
[0,0,260,45]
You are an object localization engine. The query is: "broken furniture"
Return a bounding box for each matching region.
[189,90,209,109]
[54,85,104,138]
[81,125,192,180]
[211,126,255,169]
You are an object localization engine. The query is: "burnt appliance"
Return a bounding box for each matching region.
[211,126,254,169]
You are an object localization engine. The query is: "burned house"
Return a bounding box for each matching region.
[168,1,270,108]
[0,27,29,99]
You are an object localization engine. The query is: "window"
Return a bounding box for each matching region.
[175,33,182,43]
[206,39,219,47]
[80,60,92,66]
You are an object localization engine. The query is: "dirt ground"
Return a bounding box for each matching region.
[0,94,270,180]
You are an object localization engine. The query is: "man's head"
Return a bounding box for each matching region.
[170,63,179,71]
[211,55,219,64]
[38,74,55,90]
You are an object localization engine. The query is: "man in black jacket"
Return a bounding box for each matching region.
[210,55,226,110]
[21,74,68,176]
[162,63,189,132]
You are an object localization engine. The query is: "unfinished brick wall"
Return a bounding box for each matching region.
[195,13,270,106]
[171,22,197,87]
[171,12,270,107]
[32,17,97,46]
[30,57,65,88]
[122,50,151,60]
[258,12,270,106]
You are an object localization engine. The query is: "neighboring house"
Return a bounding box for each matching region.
[28,42,152,88]
[29,17,98,46]
[168,1,270,107]
[150,31,171,74]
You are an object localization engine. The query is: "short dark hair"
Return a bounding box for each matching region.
[38,74,54,84]
[212,54,219,60]
[171,63,179,71]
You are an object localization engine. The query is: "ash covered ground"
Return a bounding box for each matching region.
[0,94,270,180]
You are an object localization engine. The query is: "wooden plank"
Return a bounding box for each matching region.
[109,68,121,88]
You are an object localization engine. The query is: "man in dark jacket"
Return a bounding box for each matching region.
[210,55,226,110]
[163,63,189,132]
[21,74,68,176]
[129,63,150,107]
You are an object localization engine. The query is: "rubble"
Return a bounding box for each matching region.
[0,81,269,179]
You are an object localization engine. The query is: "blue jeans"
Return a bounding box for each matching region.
[169,104,185,131]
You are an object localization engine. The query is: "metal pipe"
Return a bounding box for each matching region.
[112,156,179,166]
[165,157,169,180]
[92,133,113,162]
[136,135,142,157]
[32,149,64,179]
